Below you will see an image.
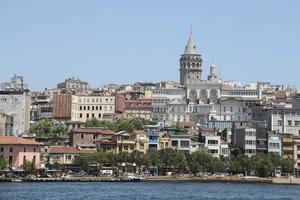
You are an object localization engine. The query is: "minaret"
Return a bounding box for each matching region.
[179,31,202,85]
[208,64,218,81]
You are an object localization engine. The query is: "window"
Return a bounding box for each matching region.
[92,113,95,118]
[246,140,255,145]
[277,120,282,126]
[98,113,101,118]
[223,107,226,112]
[33,155,36,164]
[24,147,27,152]
[288,120,292,126]
[9,147,13,153]
[9,155,13,166]
[180,141,190,147]
[209,149,218,154]
[66,155,72,160]
[23,155,26,164]
[0,147,4,152]
[208,140,218,145]
[80,113,83,118]
[86,113,89,118]
[295,121,300,126]
[79,106,82,111]
[81,134,84,139]
[230,107,233,112]
[93,134,96,140]
[84,106,86,110]
[33,148,36,152]
[171,140,178,147]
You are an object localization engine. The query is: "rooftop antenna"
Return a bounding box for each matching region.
[190,24,193,34]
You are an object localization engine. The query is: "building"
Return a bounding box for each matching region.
[162,128,191,153]
[282,134,294,159]
[70,128,114,148]
[268,133,281,156]
[256,128,268,154]
[113,130,148,154]
[0,91,31,135]
[0,74,28,92]
[52,94,72,121]
[48,146,82,165]
[0,136,41,169]
[57,77,90,94]
[294,137,300,169]
[232,127,257,157]
[0,113,13,136]
[71,95,115,122]
[144,125,160,151]
[252,106,300,136]
[123,99,152,120]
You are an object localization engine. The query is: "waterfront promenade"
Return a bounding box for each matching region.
[1,176,300,185]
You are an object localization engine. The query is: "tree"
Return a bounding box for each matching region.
[52,161,61,170]
[22,160,35,174]
[281,158,294,174]
[29,119,53,137]
[52,124,69,136]
[0,156,8,170]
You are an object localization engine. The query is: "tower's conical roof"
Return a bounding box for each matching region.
[184,31,198,54]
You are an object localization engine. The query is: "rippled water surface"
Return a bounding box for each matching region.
[1,182,300,200]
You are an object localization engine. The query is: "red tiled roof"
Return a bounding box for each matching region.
[0,136,42,145]
[99,130,115,135]
[96,139,116,144]
[49,146,81,154]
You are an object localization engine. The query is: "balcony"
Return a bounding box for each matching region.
[282,138,293,143]
[283,146,294,151]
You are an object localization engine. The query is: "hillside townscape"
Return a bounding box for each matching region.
[1,31,300,181]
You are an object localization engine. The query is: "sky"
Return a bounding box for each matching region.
[0,1,300,91]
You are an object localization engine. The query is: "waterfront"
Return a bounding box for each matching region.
[1,182,300,200]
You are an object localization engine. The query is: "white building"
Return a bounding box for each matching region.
[71,95,115,122]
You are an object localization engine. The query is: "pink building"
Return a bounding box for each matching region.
[0,136,42,169]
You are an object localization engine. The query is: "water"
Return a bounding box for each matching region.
[1,182,300,200]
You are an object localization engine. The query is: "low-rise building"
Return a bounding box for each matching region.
[113,130,148,154]
[48,146,81,165]
[70,128,115,148]
[0,136,41,169]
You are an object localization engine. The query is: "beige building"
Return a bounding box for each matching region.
[114,130,148,154]
[71,95,115,122]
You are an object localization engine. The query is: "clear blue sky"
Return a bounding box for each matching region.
[0,1,299,91]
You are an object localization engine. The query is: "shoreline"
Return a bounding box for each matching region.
[1,176,300,185]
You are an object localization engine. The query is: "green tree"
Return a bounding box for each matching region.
[21,160,35,174]
[52,161,61,170]
[281,158,294,174]
[0,156,8,170]
[29,119,53,137]
[52,124,69,136]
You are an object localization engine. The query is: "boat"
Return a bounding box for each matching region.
[122,174,143,182]
[11,179,22,183]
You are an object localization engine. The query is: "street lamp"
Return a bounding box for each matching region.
[132,162,137,174]
[121,162,126,174]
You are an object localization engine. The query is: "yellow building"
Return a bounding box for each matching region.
[114,130,148,154]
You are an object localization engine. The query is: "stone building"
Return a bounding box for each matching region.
[0,91,31,135]
[57,77,90,94]
[0,113,13,136]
